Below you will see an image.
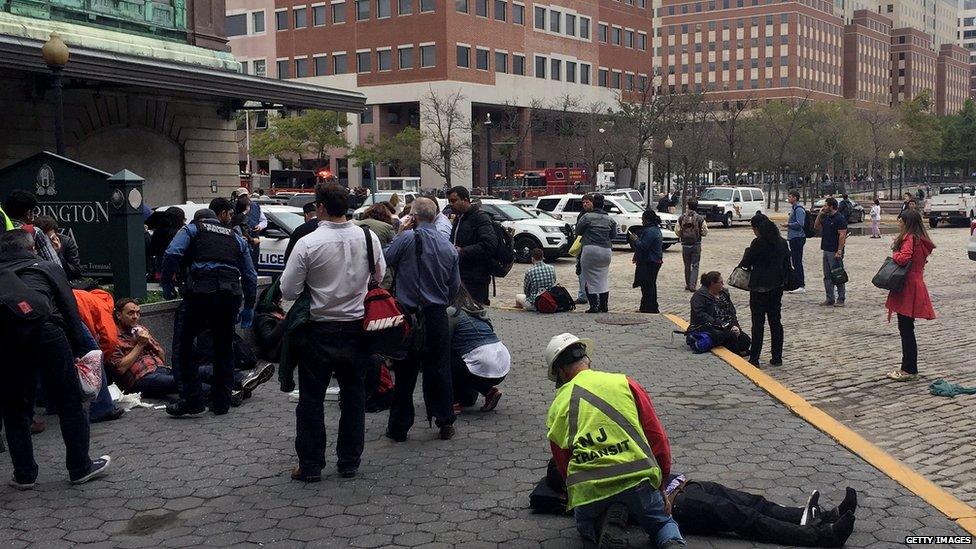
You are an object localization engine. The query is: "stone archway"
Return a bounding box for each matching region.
[71,126,185,207]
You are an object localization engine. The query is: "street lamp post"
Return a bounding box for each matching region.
[888,150,896,200]
[41,32,69,156]
[898,149,905,197]
[484,112,493,196]
[664,136,673,196]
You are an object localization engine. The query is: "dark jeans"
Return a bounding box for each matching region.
[707,327,751,356]
[637,262,662,313]
[132,366,243,400]
[175,291,241,409]
[898,314,918,375]
[451,356,505,407]
[295,321,367,474]
[2,322,93,483]
[462,277,490,306]
[789,237,806,288]
[682,244,701,290]
[388,306,456,435]
[79,322,116,422]
[673,481,828,546]
[749,290,784,363]
[576,481,683,546]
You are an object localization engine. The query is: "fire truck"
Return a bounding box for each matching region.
[498,167,590,198]
[266,168,334,196]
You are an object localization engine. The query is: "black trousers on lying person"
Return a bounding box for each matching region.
[451,357,505,407]
[673,481,829,546]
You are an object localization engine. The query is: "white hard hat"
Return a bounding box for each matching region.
[544,333,594,382]
[234,187,250,197]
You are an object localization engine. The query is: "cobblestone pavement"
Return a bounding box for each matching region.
[497,222,976,507]
[0,312,969,547]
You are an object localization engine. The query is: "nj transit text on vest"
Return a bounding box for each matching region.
[572,427,633,465]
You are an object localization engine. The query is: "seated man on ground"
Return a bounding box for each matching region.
[544,333,684,549]
[448,288,509,413]
[689,271,751,356]
[108,299,272,401]
[516,248,557,311]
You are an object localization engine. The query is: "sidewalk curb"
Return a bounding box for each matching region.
[664,313,976,535]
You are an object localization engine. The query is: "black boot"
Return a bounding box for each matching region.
[819,488,858,523]
[599,292,609,313]
[816,512,855,547]
[585,294,600,313]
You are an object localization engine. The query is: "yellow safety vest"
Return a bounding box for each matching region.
[0,205,12,231]
[546,370,661,510]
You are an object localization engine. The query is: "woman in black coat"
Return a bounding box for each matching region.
[737,213,792,367]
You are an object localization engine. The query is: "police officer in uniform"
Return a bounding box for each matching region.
[544,333,684,549]
[160,199,257,417]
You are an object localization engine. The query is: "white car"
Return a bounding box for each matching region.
[156,202,306,276]
[607,188,645,205]
[477,199,572,262]
[533,194,679,249]
[354,191,418,218]
[695,186,766,227]
[969,220,976,261]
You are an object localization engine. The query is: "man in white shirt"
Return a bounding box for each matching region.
[280,184,385,483]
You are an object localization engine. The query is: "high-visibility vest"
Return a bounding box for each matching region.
[0,206,12,231]
[546,369,661,509]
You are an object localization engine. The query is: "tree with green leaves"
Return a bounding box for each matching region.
[349,127,422,176]
[248,110,349,167]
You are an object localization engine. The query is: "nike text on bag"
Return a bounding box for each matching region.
[489,220,515,278]
[361,226,412,360]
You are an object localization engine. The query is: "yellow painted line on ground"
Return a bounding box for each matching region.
[663,313,976,534]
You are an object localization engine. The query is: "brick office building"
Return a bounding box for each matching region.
[935,44,970,115]
[889,27,936,109]
[842,10,891,107]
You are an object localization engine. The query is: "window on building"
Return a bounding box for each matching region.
[333,2,346,22]
[227,14,247,36]
[357,51,371,72]
[535,55,546,78]
[780,35,787,44]
[550,10,561,32]
[276,59,289,78]
[624,30,634,48]
[357,0,370,19]
[495,0,506,20]
[550,58,561,79]
[580,63,590,84]
[361,106,374,124]
[599,23,608,42]
[378,0,392,16]
[255,111,269,128]
[780,76,788,86]
[780,13,788,22]
[886,3,893,12]
[295,7,307,27]
[333,53,347,73]
[513,54,526,74]
[495,51,508,72]
[314,56,328,75]
[780,55,787,65]
[566,60,576,82]
[252,11,266,32]
[639,74,647,90]
[421,0,434,11]
[276,10,288,30]
[399,0,413,13]
[566,13,576,35]
[240,60,250,75]
[420,44,436,66]
[638,33,646,50]
[612,71,621,88]
[751,58,758,68]
[254,59,267,76]
[612,27,621,45]
[598,68,608,86]
[311,5,326,25]
[399,47,414,68]
[456,0,468,11]
[295,57,309,77]
[457,45,471,67]
[626,73,634,90]
[513,3,524,23]
[535,6,546,29]
[476,0,488,16]
[580,17,590,38]
[476,48,490,69]
[378,49,392,70]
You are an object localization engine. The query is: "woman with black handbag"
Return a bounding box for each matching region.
[737,213,791,367]
[884,210,936,382]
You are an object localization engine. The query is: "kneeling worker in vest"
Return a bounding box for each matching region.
[545,333,684,548]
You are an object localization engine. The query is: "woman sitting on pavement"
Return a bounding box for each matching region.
[447,287,510,413]
[689,271,751,356]
[737,213,791,367]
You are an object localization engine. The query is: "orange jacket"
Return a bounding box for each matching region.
[72,289,119,356]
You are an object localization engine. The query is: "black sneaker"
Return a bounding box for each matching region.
[438,425,455,440]
[8,477,35,490]
[801,490,821,526]
[240,363,276,392]
[337,468,358,478]
[70,455,111,485]
[230,390,245,408]
[291,465,321,483]
[597,503,629,549]
[818,511,855,547]
[769,359,783,367]
[165,400,206,418]
[385,429,407,443]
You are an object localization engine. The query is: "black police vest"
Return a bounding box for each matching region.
[185,220,243,295]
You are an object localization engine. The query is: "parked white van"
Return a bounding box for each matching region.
[533,194,680,249]
[694,186,766,227]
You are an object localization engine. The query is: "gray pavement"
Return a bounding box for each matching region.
[497,222,976,507]
[0,311,968,547]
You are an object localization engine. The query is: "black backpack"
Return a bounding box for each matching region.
[801,207,816,238]
[547,285,576,312]
[0,265,51,337]
[489,220,515,278]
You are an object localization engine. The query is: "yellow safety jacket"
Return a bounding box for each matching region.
[546,369,661,509]
[0,205,12,231]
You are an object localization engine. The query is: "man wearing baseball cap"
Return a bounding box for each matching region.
[233,187,267,234]
[544,333,683,549]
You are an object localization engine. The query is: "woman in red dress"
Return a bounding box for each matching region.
[885,210,936,381]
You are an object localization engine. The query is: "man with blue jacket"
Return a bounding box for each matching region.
[161,199,257,417]
[784,191,806,294]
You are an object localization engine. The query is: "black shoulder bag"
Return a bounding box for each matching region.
[872,236,914,292]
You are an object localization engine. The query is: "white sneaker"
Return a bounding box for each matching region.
[788,287,806,294]
[288,390,300,403]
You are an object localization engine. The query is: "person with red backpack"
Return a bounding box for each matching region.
[516,248,556,311]
[3,190,62,269]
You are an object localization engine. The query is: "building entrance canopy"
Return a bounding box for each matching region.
[1,33,365,112]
